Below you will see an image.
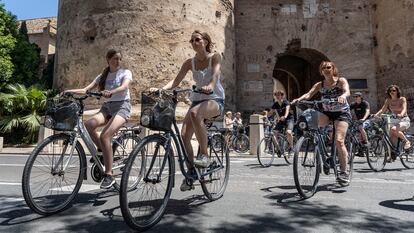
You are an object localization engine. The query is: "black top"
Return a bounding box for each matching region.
[319,79,350,112]
[350,100,370,120]
[272,99,293,120]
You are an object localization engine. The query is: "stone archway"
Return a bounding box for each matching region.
[273,47,329,101]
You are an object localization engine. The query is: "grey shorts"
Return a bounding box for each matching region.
[389,116,411,129]
[99,100,131,121]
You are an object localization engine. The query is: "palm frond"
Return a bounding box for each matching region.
[0,115,21,133]
[20,113,41,133]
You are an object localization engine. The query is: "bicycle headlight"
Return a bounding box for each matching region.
[298,121,307,130]
[44,115,54,129]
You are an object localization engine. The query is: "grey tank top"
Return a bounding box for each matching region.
[190,55,225,102]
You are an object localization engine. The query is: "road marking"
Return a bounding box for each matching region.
[0,182,21,186]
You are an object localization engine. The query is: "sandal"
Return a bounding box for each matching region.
[404,140,411,150]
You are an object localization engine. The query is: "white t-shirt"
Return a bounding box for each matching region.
[94,68,132,102]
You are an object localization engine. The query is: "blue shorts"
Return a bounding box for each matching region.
[190,98,225,116]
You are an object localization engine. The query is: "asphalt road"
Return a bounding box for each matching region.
[0,153,413,233]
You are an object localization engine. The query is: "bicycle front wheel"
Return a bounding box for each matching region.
[120,134,174,231]
[233,134,249,153]
[400,136,414,169]
[201,134,230,201]
[112,133,142,191]
[366,135,387,171]
[257,136,275,167]
[293,135,320,199]
[22,133,86,215]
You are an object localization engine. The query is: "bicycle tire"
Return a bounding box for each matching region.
[400,136,414,169]
[201,134,230,201]
[233,134,249,153]
[293,135,320,199]
[278,134,294,164]
[257,136,275,167]
[112,133,142,191]
[366,135,387,171]
[22,133,86,215]
[120,134,174,231]
[211,133,225,152]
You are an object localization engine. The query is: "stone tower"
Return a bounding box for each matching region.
[55,0,235,109]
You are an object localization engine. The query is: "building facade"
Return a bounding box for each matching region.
[54,0,414,119]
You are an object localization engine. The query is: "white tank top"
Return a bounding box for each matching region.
[190,55,225,102]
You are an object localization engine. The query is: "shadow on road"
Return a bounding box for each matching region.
[379,197,414,212]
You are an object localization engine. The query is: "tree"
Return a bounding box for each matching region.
[0,84,47,143]
[0,2,17,90]
[11,20,41,87]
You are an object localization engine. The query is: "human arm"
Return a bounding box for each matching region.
[374,99,389,117]
[337,77,350,104]
[291,82,322,104]
[63,79,98,95]
[398,97,408,118]
[362,101,370,121]
[149,59,192,92]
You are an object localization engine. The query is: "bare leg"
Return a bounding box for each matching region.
[181,112,195,168]
[84,113,107,150]
[286,130,294,148]
[335,120,349,172]
[359,125,368,143]
[100,115,126,175]
[390,126,398,147]
[189,100,220,155]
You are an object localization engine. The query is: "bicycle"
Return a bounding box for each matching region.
[257,121,294,167]
[346,119,374,159]
[22,92,142,215]
[366,114,414,171]
[119,87,230,231]
[293,100,354,198]
[229,124,250,153]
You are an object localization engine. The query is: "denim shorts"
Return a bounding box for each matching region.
[190,98,225,116]
[99,100,131,121]
[276,119,294,131]
[389,116,411,129]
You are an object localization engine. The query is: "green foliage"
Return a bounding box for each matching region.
[11,21,41,87]
[0,3,17,89]
[0,84,47,143]
[41,55,55,89]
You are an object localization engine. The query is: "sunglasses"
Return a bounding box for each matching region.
[274,93,284,96]
[189,38,202,43]
[389,89,397,93]
[322,66,332,70]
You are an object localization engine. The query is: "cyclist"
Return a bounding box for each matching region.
[223,111,234,144]
[63,49,133,189]
[374,84,411,160]
[292,61,352,185]
[271,90,294,150]
[150,30,225,191]
[234,112,243,126]
[350,92,370,147]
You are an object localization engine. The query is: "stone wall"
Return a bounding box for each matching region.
[373,0,414,117]
[235,0,378,113]
[55,0,235,110]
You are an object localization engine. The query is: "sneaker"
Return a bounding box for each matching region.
[323,165,330,175]
[337,172,350,186]
[362,141,370,148]
[180,178,194,192]
[404,140,411,150]
[194,154,211,168]
[100,174,115,189]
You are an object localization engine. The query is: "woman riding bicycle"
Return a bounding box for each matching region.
[271,90,294,150]
[292,61,352,185]
[374,84,411,159]
[63,49,132,189]
[150,30,225,191]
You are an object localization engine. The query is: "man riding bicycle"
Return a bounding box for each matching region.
[350,92,371,147]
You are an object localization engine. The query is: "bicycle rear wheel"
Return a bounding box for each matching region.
[22,134,86,215]
[293,135,320,199]
[233,134,249,153]
[400,136,414,169]
[278,134,294,164]
[200,135,230,201]
[120,134,174,231]
[257,136,275,167]
[366,135,387,171]
[112,133,142,191]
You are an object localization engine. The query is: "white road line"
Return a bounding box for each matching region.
[0,182,21,186]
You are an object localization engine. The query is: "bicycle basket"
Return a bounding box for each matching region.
[140,92,177,131]
[44,98,81,131]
